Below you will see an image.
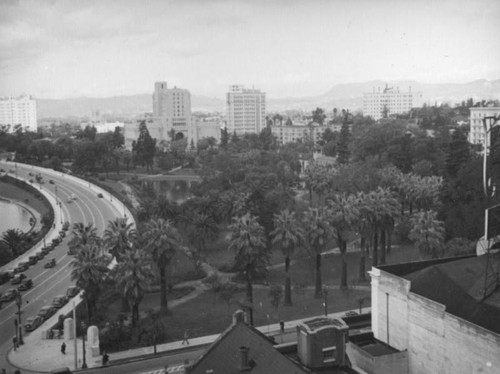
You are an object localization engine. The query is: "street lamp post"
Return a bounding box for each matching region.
[13,319,18,350]
[81,322,87,368]
[323,287,328,317]
[15,292,24,345]
[55,185,62,224]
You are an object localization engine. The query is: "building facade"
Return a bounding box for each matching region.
[0,95,37,132]
[226,85,266,135]
[153,81,193,141]
[469,106,500,145]
[369,256,500,374]
[363,85,422,120]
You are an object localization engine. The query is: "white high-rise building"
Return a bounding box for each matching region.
[363,85,422,120]
[0,95,37,132]
[153,82,192,141]
[226,85,266,135]
[469,106,500,145]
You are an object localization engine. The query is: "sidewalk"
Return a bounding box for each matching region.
[8,308,370,373]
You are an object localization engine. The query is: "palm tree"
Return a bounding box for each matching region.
[355,192,374,281]
[303,207,331,298]
[70,244,108,323]
[111,249,153,326]
[68,222,100,254]
[270,209,304,306]
[228,213,267,325]
[143,218,181,314]
[409,210,445,258]
[1,228,26,257]
[327,194,359,288]
[103,217,136,262]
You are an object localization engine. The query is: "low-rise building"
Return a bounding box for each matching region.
[368,255,500,374]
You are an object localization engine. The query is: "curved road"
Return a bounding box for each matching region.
[0,161,128,372]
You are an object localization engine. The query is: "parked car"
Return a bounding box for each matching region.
[49,179,55,184]
[66,286,80,298]
[62,221,70,231]
[59,231,66,238]
[14,262,29,273]
[52,295,68,309]
[6,268,16,278]
[38,306,57,321]
[0,289,18,302]
[28,255,38,265]
[18,279,34,292]
[11,273,27,285]
[344,311,359,317]
[52,238,61,246]
[44,259,56,269]
[34,251,45,260]
[41,246,51,255]
[24,316,44,332]
[0,272,10,285]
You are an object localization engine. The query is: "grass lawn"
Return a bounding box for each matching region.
[152,285,370,344]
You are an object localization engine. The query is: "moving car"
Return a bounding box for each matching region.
[97,193,103,198]
[24,316,44,332]
[18,279,33,292]
[11,273,27,285]
[66,286,80,298]
[44,259,56,268]
[38,306,57,321]
[0,289,18,302]
[52,295,68,309]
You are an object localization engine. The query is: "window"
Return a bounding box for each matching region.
[323,347,336,362]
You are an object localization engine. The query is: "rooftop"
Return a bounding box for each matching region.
[382,255,500,334]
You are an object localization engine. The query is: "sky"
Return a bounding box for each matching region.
[1,0,499,99]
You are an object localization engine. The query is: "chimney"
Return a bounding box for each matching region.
[239,346,250,370]
[233,310,246,325]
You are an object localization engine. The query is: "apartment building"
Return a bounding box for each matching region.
[0,95,37,132]
[363,85,422,120]
[226,85,266,135]
[271,122,326,145]
[469,106,500,145]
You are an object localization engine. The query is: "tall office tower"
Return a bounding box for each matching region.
[363,85,422,120]
[226,85,266,135]
[469,106,500,146]
[153,82,192,142]
[0,95,37,132]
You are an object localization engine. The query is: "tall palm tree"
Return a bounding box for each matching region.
[228,213,267,325]
[327,193,359,288]
[68,222,100,254]
[271,209,304,306]
[303,207,331,298]
[111,249,153,326]
[70,244,108,323]
[409,210,445,258]
[103,217,136,262]
[143,218,181,314]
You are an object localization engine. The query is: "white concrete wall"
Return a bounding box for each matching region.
[370,267,500,374]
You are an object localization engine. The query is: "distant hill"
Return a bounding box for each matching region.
[36,79,500,118]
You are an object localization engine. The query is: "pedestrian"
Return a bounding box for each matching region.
[61,342,66,355]
[280,320,285,334]
[102,351,109,366]
[182,330,189,345]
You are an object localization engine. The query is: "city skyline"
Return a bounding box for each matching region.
[1,0,499,100]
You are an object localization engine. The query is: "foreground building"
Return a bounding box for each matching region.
[363,85,422,120]
[0,95,37,132]
[226,85,266,135]
[367,255,500,374]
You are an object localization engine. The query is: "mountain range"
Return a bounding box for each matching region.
[36,79,500,119]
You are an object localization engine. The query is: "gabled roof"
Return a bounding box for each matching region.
[186,313,310,374]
